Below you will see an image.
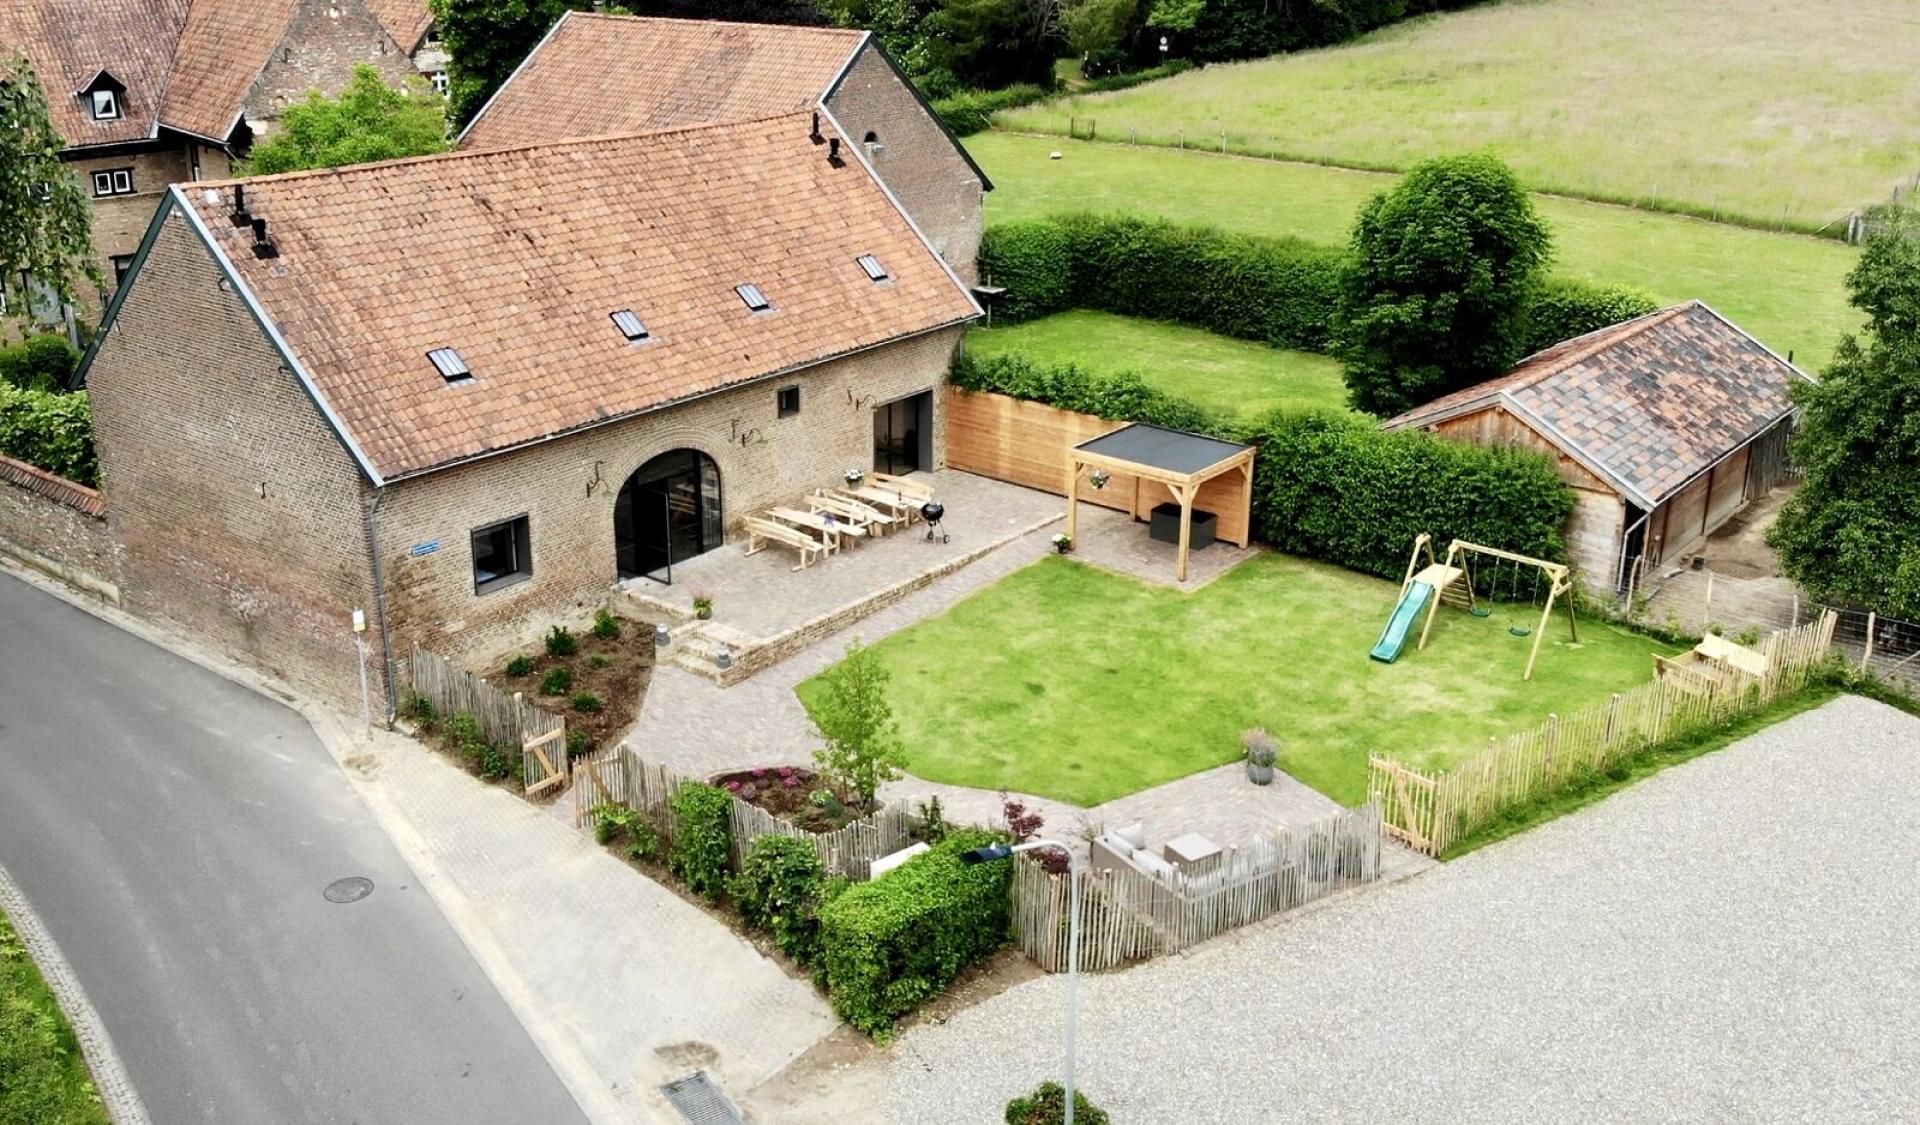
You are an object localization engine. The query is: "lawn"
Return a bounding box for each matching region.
[966,310,1349,420]
[971,133,1860,371]
[797,555,1674,807]
[1,910,108,1125]
[995,0,1920,232]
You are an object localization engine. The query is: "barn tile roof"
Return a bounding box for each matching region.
[170,113,980,481]
[364,0,434,52]
[457,11,866,151]
[1383,302,1811,507]
[161,0,302,140]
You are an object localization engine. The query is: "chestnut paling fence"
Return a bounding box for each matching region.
[1369,612,1838,858]
[571,742,912,880]
[1012,803,1383,973]
[409,643,568,795]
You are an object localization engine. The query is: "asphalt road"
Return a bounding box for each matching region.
[0,572,589,1125]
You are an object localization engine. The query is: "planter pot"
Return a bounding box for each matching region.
[1247,762,1273,786]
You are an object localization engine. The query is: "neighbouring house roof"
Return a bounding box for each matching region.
[363,0,435,54]
[458,12,866,151]
[1075,425,1252,478]
[1383,301,1813,509]
[146,112,980,482]
[161,0,303,141]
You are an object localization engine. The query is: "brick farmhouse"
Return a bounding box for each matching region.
[2,0,434,318]
[69,112,980,709]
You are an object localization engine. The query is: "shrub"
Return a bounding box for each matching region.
[0,383,95,485]
[931,82,1049,135]
[588,654,609,669]
[565,728,593,759]
[1248,410,1574,581]
[593,802,635,846]
[627,822,662,861]
[570,691,603,713]
[591,608,620,640]
[504,655,535,677]
[730,835,829,964]
[817,829,1013,1037]
[1005,1081,1110,1125]
[538,666,572,695]
[0,334,80,392]
[1518,277,1662,357]
[950,353,1222,435]
[668,782,733,901]
[543,624,578,657]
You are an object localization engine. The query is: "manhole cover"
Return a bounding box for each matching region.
[661,1071,743,1125]
[323,877,374,904]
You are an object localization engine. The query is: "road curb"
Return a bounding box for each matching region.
[0,858,152,1125]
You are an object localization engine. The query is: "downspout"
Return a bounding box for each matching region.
[365,483,398,726]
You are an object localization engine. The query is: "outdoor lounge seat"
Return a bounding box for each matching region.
[744,516,825,570]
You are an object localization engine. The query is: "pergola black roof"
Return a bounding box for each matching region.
[1074,424,1252,476]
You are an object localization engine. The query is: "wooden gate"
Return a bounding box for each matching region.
[1368,756,1440,854]
[523,728,568,796]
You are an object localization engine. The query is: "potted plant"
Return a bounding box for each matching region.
[692,590,714,620]
[843,467,866,486]
[1242,727,1278,785]
[1051,532,1073,554]
[1089,468,1111,491]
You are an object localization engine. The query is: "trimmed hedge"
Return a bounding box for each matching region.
[950,352,1223,435]
[933,61,1194,136]
[730,834,828,965]
[817,828,1012,1038]
[1518,276,1662,358]
[1248,410,1573,581]
[0,384,96,486]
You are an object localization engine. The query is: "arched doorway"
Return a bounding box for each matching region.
[614,449,722,583]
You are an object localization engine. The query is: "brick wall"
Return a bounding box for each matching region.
[377,327,962,664]
[827,43,985,283]
[0,454,120,600]
[86,210,382,706]
[245,0,420,133]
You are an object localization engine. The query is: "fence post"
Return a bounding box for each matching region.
[1863,611,1877,671]
[1603,693,1621,752]
[1544,714,1559,779]
[1703,571,1714,630]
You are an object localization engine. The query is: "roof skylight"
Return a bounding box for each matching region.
[428,347,472,383]
[610,309,650,342]
[735,283,771,312]
[856,254,888,282]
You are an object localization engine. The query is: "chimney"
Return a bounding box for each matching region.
[250,218,278,259]
[827,137,844,167]
[809,112,824,145]
[230,183,250,227]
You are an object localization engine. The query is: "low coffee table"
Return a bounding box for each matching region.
[1162,832,1222,875]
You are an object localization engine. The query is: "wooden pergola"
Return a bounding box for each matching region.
[1065,424,1256,582]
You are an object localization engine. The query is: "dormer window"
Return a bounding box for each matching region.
[427,347,473,384]
[80,72,126,121]
[735,283,772,313]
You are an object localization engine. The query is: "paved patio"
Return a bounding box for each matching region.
[1069,496,1258,589]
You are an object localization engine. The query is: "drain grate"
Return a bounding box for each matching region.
[323,877,374,904]
[661,1071,744,1125]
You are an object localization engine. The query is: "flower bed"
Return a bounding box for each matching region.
[482,609,654,755]
[711,765,854,833]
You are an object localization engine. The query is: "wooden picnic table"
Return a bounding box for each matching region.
[767,506,861,550]
[844,485,922,523]
[809,492,895,534]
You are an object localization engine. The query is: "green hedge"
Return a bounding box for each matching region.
[0,335,80,393]
[667,782,733,902]
[980,214,1343,352]
[817,828,1011,1038]
[1248,410,1573,581]
[933,61,1194,136]
[951,352,1223,435]
[0,384,96,486]
[1518,277,1662,358]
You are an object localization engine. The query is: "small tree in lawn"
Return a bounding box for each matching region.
[244,66,450,175]
[1336,153,1552,418]
[1770,207,1920,617]
[0,54,102,320]
[811,638,903,815]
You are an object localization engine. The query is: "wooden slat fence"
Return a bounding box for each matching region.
[1012,804,1384,973]
[1370,612,1837,857]
[409,643,567,794]
[571,743,912,879]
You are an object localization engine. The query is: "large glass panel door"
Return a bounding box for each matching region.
[615,450,723,584]
[873,391,929,475]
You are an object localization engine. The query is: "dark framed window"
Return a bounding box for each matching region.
[777,385,801,417]
[471,515,531,593]
[90,89,120,120]
[91,169,134,197]
[110,254,135,289]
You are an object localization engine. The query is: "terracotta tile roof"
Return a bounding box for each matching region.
[175,113,980,481]
[0,452,106,517]
[364,0,434,52]
[1384,302,1810,506]
[162,0,301,140]
[459,12,865,151]
[1,0,187,146]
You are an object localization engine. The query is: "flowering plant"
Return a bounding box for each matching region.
[1089,468,1111,490]
[843,467,865,485]
[1051,532,1072,554]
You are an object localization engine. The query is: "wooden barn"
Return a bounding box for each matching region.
[1383,301,1811,591]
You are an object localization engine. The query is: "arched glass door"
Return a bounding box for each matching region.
[614,450,722,583]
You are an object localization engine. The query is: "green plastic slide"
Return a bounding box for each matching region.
[1371,581,1433,664]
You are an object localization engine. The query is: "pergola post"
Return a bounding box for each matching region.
[1175,481,1196,582]
[1064,452,1080,545]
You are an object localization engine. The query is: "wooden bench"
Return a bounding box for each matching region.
[767,506,858,552]
[744,516,825,570]
[841,485,921,524]
[870,472,934,502]
[810,491,895,535]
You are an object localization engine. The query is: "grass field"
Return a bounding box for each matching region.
[1,910,107,1125]
[798,555,1673,807]
[996,0,1920,232]
[966,310,1349,420]
[971,133,1860,371]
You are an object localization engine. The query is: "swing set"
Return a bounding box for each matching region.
[1390,533,1578,681]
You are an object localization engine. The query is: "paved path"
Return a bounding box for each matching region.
[888,695,1920,1122]
[0,571,587,1125]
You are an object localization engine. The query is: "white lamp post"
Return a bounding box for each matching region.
[963,839,1082,1124]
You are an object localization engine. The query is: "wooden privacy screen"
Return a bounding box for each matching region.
[944,388,1252,545]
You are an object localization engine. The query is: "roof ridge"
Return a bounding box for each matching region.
[193,110,822,189]
[1506,300,1697,394]
[566,11,864,37]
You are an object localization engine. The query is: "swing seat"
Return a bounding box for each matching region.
[1469,606,1493,618]
[1508,625,1531,637]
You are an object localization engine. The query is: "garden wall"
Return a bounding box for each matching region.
[0,453,119,601]
[945,388,1252,545]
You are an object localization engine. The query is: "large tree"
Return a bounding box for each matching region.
[1769,208,1920,618]
[245,67,450,175]
[431,0,591,127]
[1336,153,1552,417]
[0,54,100,318]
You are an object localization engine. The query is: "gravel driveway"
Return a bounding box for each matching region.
[888,695,1920,1123]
